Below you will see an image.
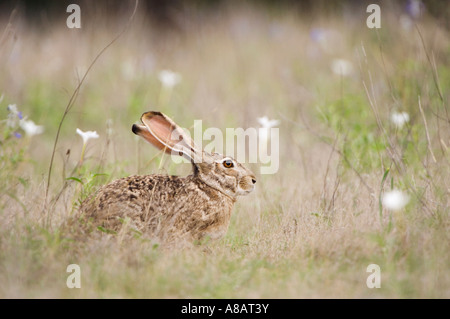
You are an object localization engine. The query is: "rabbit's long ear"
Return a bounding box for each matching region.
[133,111,205,163]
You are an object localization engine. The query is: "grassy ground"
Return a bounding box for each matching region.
[0,2,449,298]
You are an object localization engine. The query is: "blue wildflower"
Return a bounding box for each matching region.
[406,0,424,19]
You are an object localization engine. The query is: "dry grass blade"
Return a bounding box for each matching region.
[45,0,139,203]
[418,95,437,164]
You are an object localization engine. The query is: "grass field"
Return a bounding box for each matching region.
[0,1,449,298]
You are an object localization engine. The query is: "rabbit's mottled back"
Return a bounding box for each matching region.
[80,111,256,245]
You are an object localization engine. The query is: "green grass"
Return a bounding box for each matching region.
[0,2,449,298]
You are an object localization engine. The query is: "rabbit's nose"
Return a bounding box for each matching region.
[251,178,257,184]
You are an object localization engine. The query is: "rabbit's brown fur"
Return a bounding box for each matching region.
[79,111,256,246]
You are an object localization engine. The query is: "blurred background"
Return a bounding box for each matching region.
[0,0,448,176]
[0,0,449,298]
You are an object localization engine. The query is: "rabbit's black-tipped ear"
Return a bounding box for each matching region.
[132,123,169,153]
[136,111,205,163]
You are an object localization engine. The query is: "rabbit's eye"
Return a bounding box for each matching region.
[223,159,234,168]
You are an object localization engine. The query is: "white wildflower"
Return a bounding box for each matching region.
[76,128,99,145]
[391,112,410,129]
[382,190,410,211]
[331,59,354,77]
[158,70,181,88]
[19,119,44,136]
[76,128,99,165]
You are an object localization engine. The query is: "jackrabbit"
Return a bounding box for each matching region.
[80,111,256,245]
